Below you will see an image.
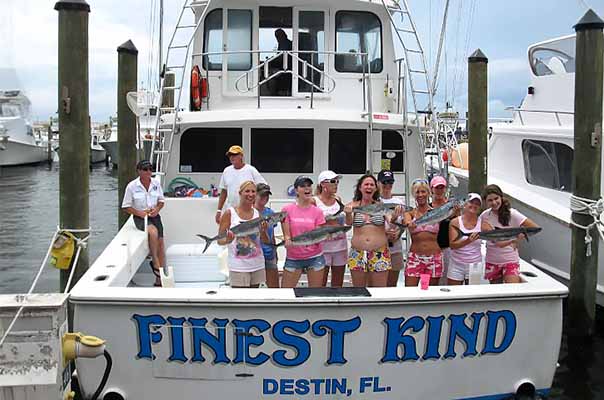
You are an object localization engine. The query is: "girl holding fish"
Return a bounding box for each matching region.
[281,176,327,288]
[403,178,445,287]
[480,185,540,284]
[217,180,268,288]
[344,174,402,287]
[313,170,347,287]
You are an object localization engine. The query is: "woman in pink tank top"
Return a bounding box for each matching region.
[448,193,489,285]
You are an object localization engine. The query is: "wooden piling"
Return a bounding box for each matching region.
[46,122,53,164]
[467,49,488,195]
[117,40,138,229]
[568,9,604,337]
[55,0,90,292]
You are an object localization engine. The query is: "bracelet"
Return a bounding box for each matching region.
[216,210,222,214]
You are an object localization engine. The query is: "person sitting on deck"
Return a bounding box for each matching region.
[121,160,166,287]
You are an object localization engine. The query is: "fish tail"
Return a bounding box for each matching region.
[196,234,214,253]
[452,225,466,241]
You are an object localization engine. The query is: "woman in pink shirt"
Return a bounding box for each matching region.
[480,184,539,284]
[281,176,326,288]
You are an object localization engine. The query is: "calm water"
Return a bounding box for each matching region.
[0,163,602,399]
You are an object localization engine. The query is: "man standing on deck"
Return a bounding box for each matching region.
[122,160,166,287]
[215,145,266,224]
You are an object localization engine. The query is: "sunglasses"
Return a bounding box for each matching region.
[412,178,429,184]
[140,166,152,171]
[324,179,339,184]
[381,180,394,185]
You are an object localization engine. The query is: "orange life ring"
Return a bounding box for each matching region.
[190,65,202,110]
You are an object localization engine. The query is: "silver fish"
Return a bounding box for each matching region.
[452,226,542,242]
[324,198,345,221]
[353,202,404,216]
[197,211,287,253]
[277,225,352,247]
[414,199,463,226]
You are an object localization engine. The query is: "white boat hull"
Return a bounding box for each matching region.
[90,146,107,164]
[0,139,47,166]
[99,140,118,164]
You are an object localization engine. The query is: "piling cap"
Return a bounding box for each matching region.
[574,9,604,32]
[54,0,90,12]
[468,49,488,64]
[117,40,138,55]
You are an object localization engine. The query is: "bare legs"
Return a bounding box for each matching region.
[147,225,165,286]
[351,271,388,287]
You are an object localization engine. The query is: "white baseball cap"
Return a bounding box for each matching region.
[318,170,342,183]
[467,192,482,205]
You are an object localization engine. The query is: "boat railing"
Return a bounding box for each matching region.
[506,107,574,126]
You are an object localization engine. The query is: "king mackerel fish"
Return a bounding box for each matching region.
[276,225,352,247]
[414,199,463,226]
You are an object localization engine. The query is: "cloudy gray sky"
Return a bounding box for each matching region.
[1,0,602,122]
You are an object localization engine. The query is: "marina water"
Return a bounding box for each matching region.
[0,163,602,399]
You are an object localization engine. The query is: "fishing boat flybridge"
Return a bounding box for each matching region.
[66,1,567,399]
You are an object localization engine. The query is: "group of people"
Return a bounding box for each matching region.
[123,144,539,289]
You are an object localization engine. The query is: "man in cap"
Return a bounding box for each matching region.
[122,160,166,286]
[216,145,266,224]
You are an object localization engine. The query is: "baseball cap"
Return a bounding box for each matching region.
[377,170,395,183]
[226,145,243,156]
[256,183,272,196]
[136,159,152,170]
[430,175,447,188]
[318,170,342,183]
[467,192,482,205]
[294,175,313,188]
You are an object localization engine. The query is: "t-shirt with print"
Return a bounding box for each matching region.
[283,203,326,260]
[260,207,276,260]
[219,164,266,209]
[480,207,527,265]
[382,196,404,254]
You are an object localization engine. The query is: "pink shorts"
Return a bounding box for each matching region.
[324,249,348,266]
[484,262,520,281]
[405,251,443,278]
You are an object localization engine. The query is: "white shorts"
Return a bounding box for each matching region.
[447,259,477,282]
[324,249,348,266]
[229,269,266,287]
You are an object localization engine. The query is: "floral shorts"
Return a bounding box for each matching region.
[484,262,520,281]
[348,246,391,272]
[405,251,443,278]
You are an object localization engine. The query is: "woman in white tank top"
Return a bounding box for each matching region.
[217,181,267,288]
[447,193,489,285]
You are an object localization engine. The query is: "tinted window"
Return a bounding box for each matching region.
[381,130,404,172]
[251,128,313,173]
[180,128,242,172]
[298,11,325,92]
[227,9,252,70]
[203,9,223,71]
[335,11,383,73]
[329,129,366,174]
[522,139,573,192]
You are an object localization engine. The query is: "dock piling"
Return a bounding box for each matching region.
[117,40,138,229]
[55,0,91,292]
[467,49,488,195]
[568,9,604,337]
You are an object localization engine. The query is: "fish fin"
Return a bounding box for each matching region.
[451,225,466,241]
[196,234,214,253]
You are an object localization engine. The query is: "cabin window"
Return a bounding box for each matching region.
[329,129,367,174]
[381,130,404,172]
[298,11,325,93]
[203,9,223,71]
[251,128,313,172]
[259,7,294,96]
[226,9,253,70]
[529,37,575,76]
[522,139,573,192]
[335,11,383,73]
[179,128,242,172]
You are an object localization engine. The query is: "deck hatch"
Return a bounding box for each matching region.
[293,287,371,297]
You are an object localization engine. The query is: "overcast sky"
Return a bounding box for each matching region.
[1,0,602,122]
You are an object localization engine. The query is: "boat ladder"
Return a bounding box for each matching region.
[150,0,212,183]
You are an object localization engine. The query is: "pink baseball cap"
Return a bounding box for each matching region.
[430,175,447,188]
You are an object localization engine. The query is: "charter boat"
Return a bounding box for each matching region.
[66,1,567,399]
[0,90,47,166]
[99,116,118,164]
[447,33,604,306]
[91,127,107,164]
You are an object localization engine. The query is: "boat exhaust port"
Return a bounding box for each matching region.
[63,333,113,400]
[514,380,536,400]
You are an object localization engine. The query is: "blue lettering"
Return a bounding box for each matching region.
[188,318,230,364]
[311,317,361,365]
[133,314,166,360]
[166,317,187,362]
[482,310,516,355]
[232,319,270,365]
[444,312,484,359]
[360,377,373,393]
[332,378,347,394]
[271,320,311,367]
[280,379,294,395]
[263,379,278,395]
[381,316,425,362]
[295,379,310,395]
[422,315,445,360]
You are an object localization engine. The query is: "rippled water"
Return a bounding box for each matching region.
[0,163,602,398]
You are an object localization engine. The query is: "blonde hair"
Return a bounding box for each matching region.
[238,180,256,193]
[412,181,430,196]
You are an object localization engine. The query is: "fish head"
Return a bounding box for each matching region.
[268,211,288,223]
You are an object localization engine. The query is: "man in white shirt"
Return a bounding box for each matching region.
[215,145,266,224]
[122,160,166,286]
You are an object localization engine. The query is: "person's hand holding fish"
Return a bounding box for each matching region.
[467,232,480,242]
[225,229,235,243]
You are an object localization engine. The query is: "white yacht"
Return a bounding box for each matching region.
[447,34,604,306]
[0,90,47,166]
[99,116,118,164]
[90,126,107,164]
[59,1,566,399]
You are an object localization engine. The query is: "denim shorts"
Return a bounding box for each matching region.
[264,257,278,270]
[284,255,325,272]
